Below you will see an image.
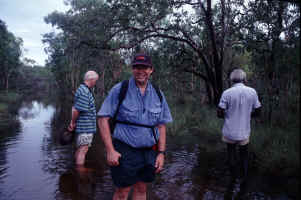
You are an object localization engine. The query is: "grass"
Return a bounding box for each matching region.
[0,103,8,112]
[0,91,20,103]
[166,92,300,177]
[251,123,300,176]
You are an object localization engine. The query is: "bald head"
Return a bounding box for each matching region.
[84,71,99,88]
[230,69,246,83]
[84,71,99,81]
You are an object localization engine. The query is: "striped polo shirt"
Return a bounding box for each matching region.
[74,84,97,134]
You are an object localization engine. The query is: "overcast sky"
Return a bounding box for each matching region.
[0,0,69,66]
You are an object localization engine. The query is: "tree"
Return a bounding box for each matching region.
[43,4,125,94]
[23,58,37,67]
[58,0,236,104]
[235,0,300,124]
[0,19,22,91]
[43,0,299,106]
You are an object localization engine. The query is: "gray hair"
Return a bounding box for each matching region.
[230,69,246,83]
[84,71,99,81]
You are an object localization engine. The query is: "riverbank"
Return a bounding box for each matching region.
[0,90,56,134]
[0,91,22,133]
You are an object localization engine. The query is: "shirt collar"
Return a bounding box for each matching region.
[232,83,245,87]
[129,76,151,92]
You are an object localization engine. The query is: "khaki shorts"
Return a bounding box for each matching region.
[222,135,249,146]
[76,133,94,148]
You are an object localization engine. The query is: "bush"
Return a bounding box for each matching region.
[250,123,299,176]
[0,91,22,130]
[0,103,8,112]
[0,91,20,104]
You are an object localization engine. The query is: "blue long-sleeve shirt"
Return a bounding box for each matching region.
[97,77,173,148]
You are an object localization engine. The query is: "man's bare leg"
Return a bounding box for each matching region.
[113,186,132,200]
[75,145,89,165]
[132,182,147,200]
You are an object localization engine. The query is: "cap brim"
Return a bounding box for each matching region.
[132,62,152,67]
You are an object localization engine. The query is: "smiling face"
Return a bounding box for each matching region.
[132,64,153,87]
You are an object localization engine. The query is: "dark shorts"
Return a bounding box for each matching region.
[110,139,157,188]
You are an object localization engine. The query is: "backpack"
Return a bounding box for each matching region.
[109,80,163,145]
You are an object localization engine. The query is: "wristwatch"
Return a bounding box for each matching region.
[158,151,166,155]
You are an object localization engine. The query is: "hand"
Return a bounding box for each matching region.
[68,121,76,131]
[106,149,122,166]
[155,153,165,173]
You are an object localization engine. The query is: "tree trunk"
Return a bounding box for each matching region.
[5,76,8,92]
[205,81,213,104]
[215,63,223,105]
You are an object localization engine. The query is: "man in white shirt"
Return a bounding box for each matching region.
[217,68,261,182]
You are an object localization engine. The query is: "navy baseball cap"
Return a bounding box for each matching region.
[132,53,153,68]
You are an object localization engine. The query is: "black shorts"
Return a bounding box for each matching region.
[110,139,157,188]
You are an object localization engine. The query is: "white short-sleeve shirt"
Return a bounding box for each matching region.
[218,83,261,141]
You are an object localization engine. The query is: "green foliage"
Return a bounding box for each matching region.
[0,91,20,104]
[13,65,55,93]
[0,103,8,112]
[0,91,21,128]
[250,122,299,176]
[42,0,300,108]
[44,0,249,104]
[166,92,223,138]
[43,2,126,93]
[0,91,21,117]
[0,19,23,90]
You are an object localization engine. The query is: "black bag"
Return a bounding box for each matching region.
[60,128,75,145]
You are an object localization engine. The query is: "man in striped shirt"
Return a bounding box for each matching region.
[68,70,99,168]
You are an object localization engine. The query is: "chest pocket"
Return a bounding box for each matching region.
[146,104,162,125]
[119,102,139,122]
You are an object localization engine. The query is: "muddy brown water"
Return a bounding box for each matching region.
[0,100,297,200]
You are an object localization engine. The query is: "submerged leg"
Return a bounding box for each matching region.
[227,143,238,179]
[238,144,248,181]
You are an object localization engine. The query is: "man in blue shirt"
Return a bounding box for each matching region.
[97,53,172,200]
[68,70,99,169]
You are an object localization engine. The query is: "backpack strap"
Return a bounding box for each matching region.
[152,83,163,103]
[109,80,129,132]
[112,80,129,121]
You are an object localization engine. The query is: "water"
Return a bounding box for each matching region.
[0,101,58,199]
[0,100,297,200]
